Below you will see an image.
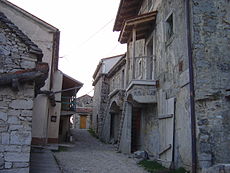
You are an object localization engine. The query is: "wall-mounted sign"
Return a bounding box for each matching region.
[51,116,57,122]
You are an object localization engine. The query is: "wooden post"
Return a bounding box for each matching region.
[132,28,136,79]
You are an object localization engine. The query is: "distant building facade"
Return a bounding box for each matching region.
[92,54,124,134]
[72,95,93,129]
[92,0,230,173]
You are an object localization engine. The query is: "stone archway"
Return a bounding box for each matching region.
[109,101,121,143]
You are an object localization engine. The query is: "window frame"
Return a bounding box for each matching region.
[164,11,175,46]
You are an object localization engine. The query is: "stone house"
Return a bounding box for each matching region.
[0,0,64,145]
[100,54,126,144]
[0,12,48,173]
[93,0,230,172]
[72,94,93,129]
[92,54,124,134]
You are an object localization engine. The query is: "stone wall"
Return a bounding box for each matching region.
[0,16,37,173]
[191,0,230,171]
[125,0,192,169]
[76,95,93,108]
[0,86,34,173]
[98,76,110,137]
[92,75,109,135]
[92,77,102,133]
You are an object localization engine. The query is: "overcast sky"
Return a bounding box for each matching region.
[8,0,126,96]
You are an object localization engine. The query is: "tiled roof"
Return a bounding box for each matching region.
[76,107,92,114]
[0,12,43,60]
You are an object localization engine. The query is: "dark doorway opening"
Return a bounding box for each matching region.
[131,108,142,152]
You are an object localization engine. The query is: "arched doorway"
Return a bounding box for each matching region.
[109,102,121,143]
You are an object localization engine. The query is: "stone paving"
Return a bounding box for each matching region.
[30,148,61,173]
[54,129,147,173]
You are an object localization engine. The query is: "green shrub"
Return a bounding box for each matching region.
[138,160,188,173]
[88,128,98,139]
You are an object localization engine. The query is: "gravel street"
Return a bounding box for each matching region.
[54,129,147,173]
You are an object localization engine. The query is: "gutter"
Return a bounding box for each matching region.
[185,0,197,172]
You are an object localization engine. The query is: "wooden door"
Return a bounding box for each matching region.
[80,116,87,129]
[158,90,175,168]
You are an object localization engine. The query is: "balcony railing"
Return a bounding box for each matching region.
[131,55,155,81]
[61,96,76,112]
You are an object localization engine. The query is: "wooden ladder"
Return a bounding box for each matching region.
[116,101,127,150]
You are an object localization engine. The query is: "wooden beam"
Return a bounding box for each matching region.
[158,114,174,120]
[159,144,172,155]
[132,28,136,79]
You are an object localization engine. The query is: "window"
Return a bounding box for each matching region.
[138,60,142,78]
[112,78,115,90]
[121,69,125,89]
[165,13,174,42]
[146,38,153,79]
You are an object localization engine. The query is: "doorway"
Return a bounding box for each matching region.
[131,108,142,152]
[80,115,87,129]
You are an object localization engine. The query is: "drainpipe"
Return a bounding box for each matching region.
[185,0,197,173]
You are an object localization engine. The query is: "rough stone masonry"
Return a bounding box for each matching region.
[0,12,47,173]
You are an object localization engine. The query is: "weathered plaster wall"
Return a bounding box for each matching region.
[47,70,63,142]
[191,0,230,171]
[0,20,36,173]
[150,0,192,169]
[142,104,159,158]
[119,102,132,153]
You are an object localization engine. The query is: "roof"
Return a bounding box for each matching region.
[119,11,157,44]
[76,107,92,114]
[113,0,144,31]
[77,94,92,100]
[62,73,83,90]
[92,54,125,79]
[107,54,126,78]
[0,12,43,60]
[1,0,58,31]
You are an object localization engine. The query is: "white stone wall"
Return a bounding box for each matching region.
[0,86,34,172]
[0,19,37,172]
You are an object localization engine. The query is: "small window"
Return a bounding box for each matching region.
[121,69,125,89]
[165,13,174,41]
[138,60,142,77]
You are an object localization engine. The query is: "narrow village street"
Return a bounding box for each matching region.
[54,129,147,173]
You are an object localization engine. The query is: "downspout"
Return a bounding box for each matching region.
[50,30,60,90]
[185,0,197,173]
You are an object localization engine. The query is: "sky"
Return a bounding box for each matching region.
[7,0,126,97]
